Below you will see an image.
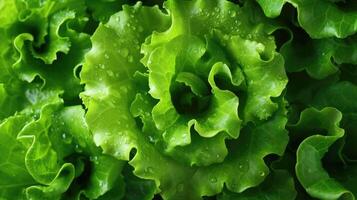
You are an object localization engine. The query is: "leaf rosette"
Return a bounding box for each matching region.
[0,0,141,199]
[0,0,92,102]
[81,0,290,199]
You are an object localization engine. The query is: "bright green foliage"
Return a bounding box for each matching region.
[0,0,136,199]
[1,0,357,199]
[256,0,357,38]
[81,0,289,199]
[218,170,297,200]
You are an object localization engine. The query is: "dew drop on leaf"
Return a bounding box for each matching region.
[90,156,99,164]
[230,11,236,18]
[210,177,217,183]
[107,70,114,77]
[145,167,154,174]
[148,135,155,143]
[62,133,72,144]
[75,144,83,153]
[128,55,134,63]
[120,48,129,57]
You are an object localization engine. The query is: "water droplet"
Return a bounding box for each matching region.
[260,171,265,176]
[239,165,243,169]
[90,156,99,164]
[230,11,236,18]
[61,133,72,144]
[148,135,155,143]
[223,34,229,41]
[75,144,82,153]
[210,177,217,183]
[107,70,114,77]
[128,55,134,63]
[114,151,121,158]
[216,154,220,158]
[120,48,129,57]
[145,167,154,174]
[33,113,39,120]
[99,64,105,69]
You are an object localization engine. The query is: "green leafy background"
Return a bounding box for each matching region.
[1,0,357,199]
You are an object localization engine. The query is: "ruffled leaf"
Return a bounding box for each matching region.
[81,2,170,161]
[85,0,129,23]
[281,28,357,79]
[0,0,91,101]
[257,0,357,38]
[25,163,75,200]
[293,107,355,199]
[255,0,286,18]
[0,115,35,200]
[218,170,296,200]
[81,0,289,198]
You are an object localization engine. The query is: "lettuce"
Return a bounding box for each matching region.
[257,0,357,38]
[1,0,357,199]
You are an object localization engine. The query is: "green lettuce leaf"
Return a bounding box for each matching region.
[256,0,357,38]
[85,0,129,23]
[0,0,95,101]
[293,107,355,199]
[0,80,124,199]
[6,0,357,199]
[0,0,18,28]
[255,0,286,18]
[0,115,35,200]
[218,170,296,200]
[281,27,357,79]
[81,0,289,198]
